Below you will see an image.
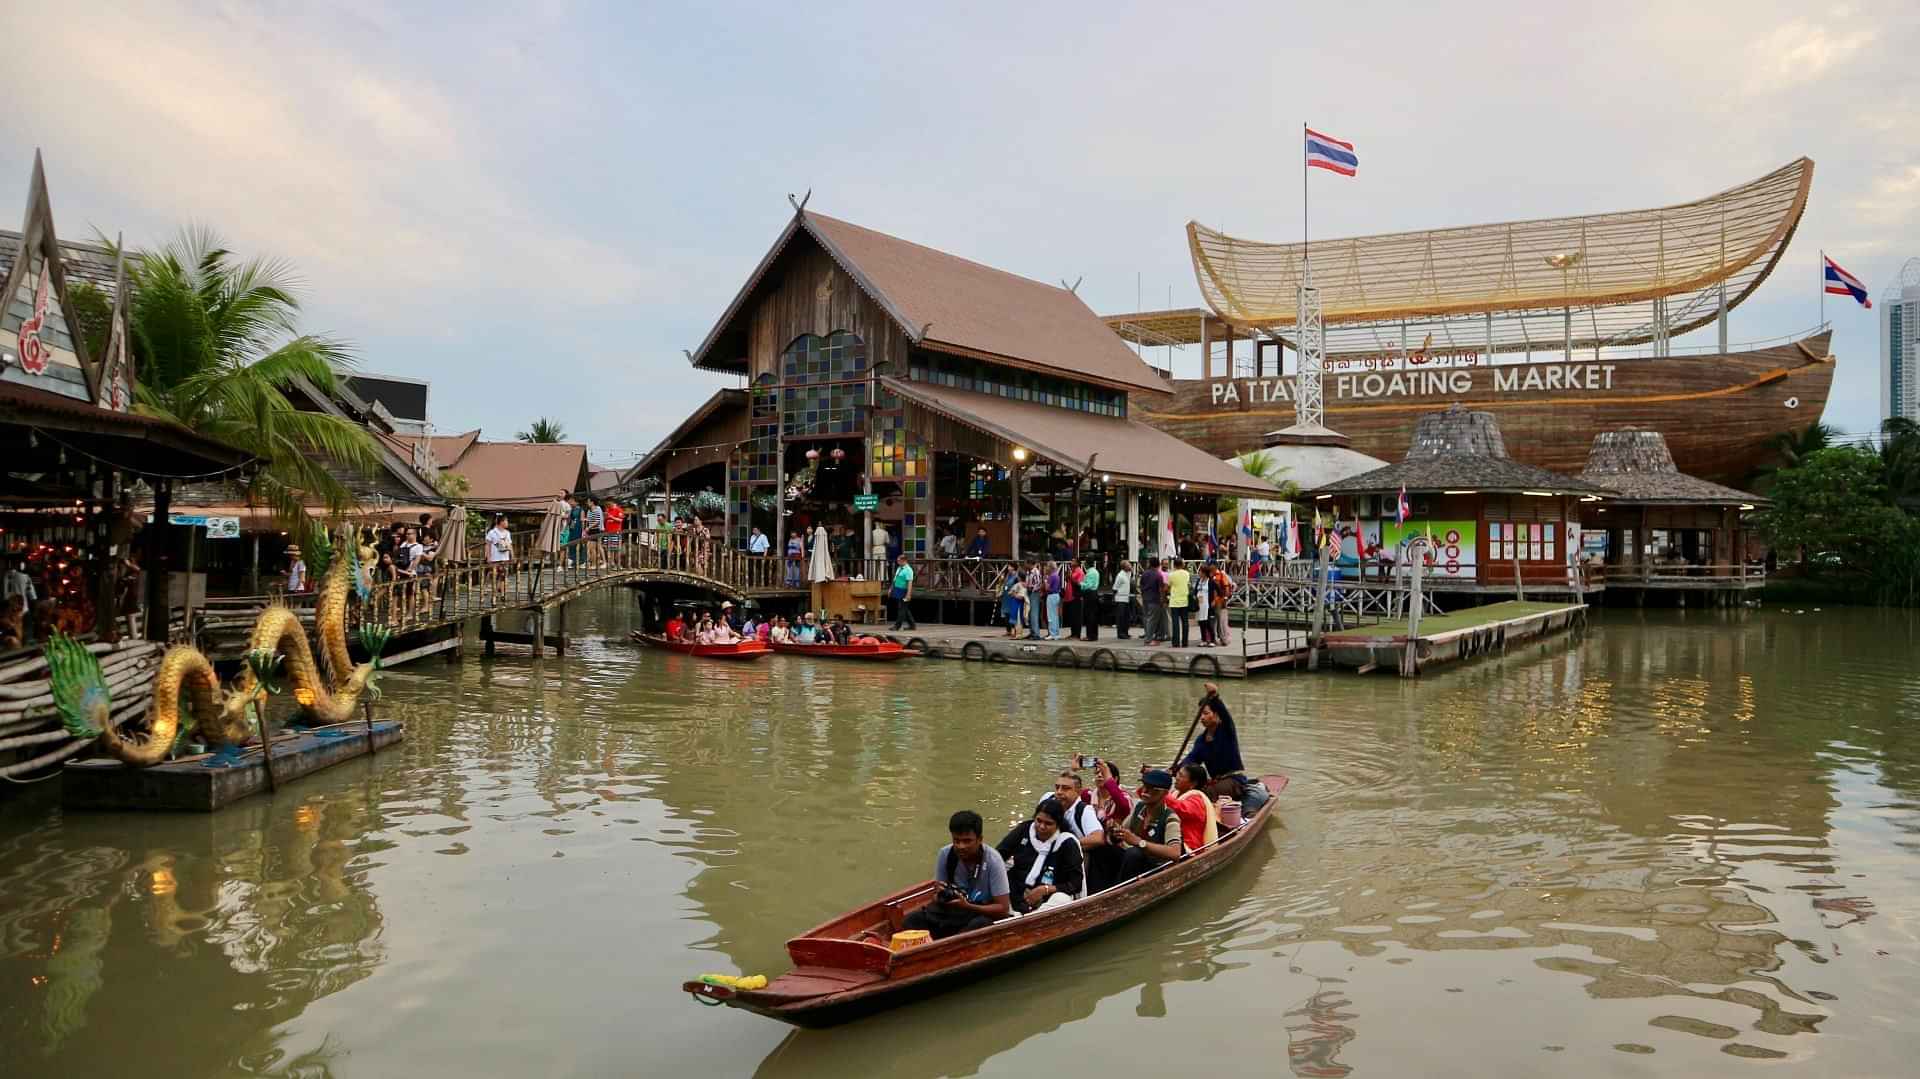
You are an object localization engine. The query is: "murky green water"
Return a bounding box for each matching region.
[2,595,1916,1076]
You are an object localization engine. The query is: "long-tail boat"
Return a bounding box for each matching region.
[680,773,1287,1027]
[768,639,916,661]
[632,632,771,660]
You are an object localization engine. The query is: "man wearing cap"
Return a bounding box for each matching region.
[1109,770,1182,884]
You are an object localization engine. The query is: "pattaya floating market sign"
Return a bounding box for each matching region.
[1208,362,1620,406]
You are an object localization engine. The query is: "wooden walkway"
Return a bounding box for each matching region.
[888,623,1306,678]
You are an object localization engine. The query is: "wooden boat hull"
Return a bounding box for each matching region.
[684,774,1286,1027]
[1132,333,1833,485]
[632,632,771,660]
[768,640,915,661]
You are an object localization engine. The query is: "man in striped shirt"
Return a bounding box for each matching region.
[585,498,606,567]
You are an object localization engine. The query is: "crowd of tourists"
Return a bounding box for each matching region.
[992,556,1234,647]
[902,685,1271,939]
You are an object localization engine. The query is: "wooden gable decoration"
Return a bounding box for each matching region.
[0,152,98,402]
[94,242,134,412]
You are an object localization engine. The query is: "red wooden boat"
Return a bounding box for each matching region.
[632,632,772,660]
[682,773,1287,1027]
[768,639,916,661]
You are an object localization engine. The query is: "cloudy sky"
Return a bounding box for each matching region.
[2,1,1914,465]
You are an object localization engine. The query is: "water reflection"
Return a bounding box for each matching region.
[0,599,1914,1076]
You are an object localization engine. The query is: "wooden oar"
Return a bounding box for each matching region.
[1166,690,1214,772]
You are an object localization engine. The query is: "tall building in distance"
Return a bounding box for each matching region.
[1885,259,1920,423]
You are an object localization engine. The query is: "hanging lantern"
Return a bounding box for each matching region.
[805,448,820,461]
[830,447,846,462]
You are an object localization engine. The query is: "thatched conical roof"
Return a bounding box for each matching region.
[1579,428,1765,505]
[1311,405,1610,495]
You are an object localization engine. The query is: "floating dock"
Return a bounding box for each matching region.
[62,720,404,812]
[1320,601,1586,675]
[885,624,1305,678]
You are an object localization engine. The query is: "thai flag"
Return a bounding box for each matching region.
[1824,254,1872,309]
[1395,486,1410,525]
[1305,128,1358,177]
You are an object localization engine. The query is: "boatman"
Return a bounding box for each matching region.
[903,810,1010,939]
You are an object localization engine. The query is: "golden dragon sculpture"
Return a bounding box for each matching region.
[45,523,390,767]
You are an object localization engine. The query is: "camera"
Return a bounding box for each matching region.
[937,881,968,903]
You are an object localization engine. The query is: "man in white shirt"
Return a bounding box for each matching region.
[485,516,512,596]
[285,548,307,593]
[869,522,890,566]
[747,526,770,556]
[938,529,959,559]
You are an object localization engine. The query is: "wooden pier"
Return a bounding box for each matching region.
[883,624,1305,678]
[1319,601,1587,675]
[62,720,404,811]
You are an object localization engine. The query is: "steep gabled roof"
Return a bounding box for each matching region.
[689,209,1170,395]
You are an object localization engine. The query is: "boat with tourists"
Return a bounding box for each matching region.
[680,772,1287,1027]
[768,638,917,661]
[631,632,772,660]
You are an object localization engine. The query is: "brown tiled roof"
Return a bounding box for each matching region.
[690,211,1171,395]
[880,378,1281,498]
[441,441,589,511]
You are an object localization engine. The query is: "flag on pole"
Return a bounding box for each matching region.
[1395,486,1410,525]
[1823,254,1872,309]
[1352,515,1366,559]
[1305,128,1358,177]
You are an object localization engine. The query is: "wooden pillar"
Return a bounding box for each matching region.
[1125,489,1141,562]
[556,601,568,654]
[1200,316,1213,381]
[530,608,544,658]
[143,479,172,642]
[481,613,496,656]
[1640,505,1651,582]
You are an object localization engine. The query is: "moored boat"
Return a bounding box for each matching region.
[768,639,916,661]
[632,632,772,660]
[681,773,1287,1027]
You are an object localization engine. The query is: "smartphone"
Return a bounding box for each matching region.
[1072,754,1094,770]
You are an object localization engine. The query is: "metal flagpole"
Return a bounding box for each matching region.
[1302,123,1309,285]
[1819,250,1826,325]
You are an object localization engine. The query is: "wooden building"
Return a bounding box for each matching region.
[1308,406,1611,595]
[1577,428,1766,595]
[632,206,1279,562]
[1,153,254,642]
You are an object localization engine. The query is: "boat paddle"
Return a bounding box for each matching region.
[1166,683,1219,771]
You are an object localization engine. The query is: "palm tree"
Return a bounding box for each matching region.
[1880,417,1920,512]
[1750,421,1836,491]
[124,228,382,539]
[1216,450,1296,532]
[518,417,568,443]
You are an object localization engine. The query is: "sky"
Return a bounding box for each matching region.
[2,0,1915,466]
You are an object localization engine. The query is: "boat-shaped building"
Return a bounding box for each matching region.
[1109,159,1833,484]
